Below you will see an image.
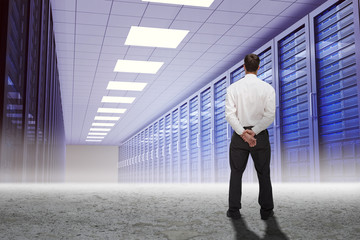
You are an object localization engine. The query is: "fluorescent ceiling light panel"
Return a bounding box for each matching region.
[86,139,102,142]
[92,123,115,127]
[87,136,105,139]
[125,26,189,48]
[107,81,147,91]
[94,116,120,121]
[102,96,135,103]
[113,60,163,74]
[142,0,214,7]
[97,108,127,114]
[88,132,108,136]
[90,128,111,132]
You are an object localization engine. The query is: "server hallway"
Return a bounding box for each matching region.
[0,0,360,239]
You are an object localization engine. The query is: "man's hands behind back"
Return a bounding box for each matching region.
[241,129,256,147]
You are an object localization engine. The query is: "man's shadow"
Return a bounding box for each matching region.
[230,216,289,240]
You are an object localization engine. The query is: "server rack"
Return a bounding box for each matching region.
[255,43,280,182]
[275,17,317,182]
[189,96,199,182]
[200,87,212,182]
[153,122,159,182]
[158,118,165,182]
[172,108,180,182]
[310,0,360,181]
[179,103,189,182]
[148,125,153,182]
[214,77,229,182]
[164,114,171,182]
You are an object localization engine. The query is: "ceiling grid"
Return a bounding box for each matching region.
[50,0,328,144]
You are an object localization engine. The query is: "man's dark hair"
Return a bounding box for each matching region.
[244,54,260,72]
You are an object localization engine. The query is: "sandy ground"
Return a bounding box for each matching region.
[0,183,359,240]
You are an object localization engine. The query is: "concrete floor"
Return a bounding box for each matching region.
[0,183,359,240]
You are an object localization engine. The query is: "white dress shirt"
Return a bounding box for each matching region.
[225,73,275,135]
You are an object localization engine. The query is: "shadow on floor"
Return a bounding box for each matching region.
[230,216,289,240]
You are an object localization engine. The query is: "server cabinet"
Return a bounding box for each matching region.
[189,96,200,182]
[148,125,154,182]
[158,118,165,182]
[310,0,360,181]
[153,122,159,182]
[200,87,212,182]
[172,109,180,182]
[165,114,171,182]
[214,77,229,182]
[275,18,316,181]
[179,103,189,182]
[230,64,245,84]
[256,44,280,182]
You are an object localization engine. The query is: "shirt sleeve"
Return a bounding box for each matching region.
[225,87,245,135]
[251,87,276,135]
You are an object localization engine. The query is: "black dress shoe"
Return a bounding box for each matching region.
[227,210,241,219]
[261,210,274,220]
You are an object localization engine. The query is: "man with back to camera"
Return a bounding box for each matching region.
[225,53,276,220]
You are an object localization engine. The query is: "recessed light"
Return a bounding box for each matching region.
[86,139,102,142]
[87,136,105,139]
[97,108,127,114]
[125,26,189,48]
[114,60,163,74]
[90,128,111,132]
[141,0,214,7]
[94,116,120,121]
[92,123,115,127]
[102,96,135,103]
[88,132,108,136]
[107,81,147,91]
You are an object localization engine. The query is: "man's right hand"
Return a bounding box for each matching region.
[241,130,256,147]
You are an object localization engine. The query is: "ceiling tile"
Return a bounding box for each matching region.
[50,0,76,11]
[76,12,109,26]
[264,15,298,29]
[227,25,260,37]
[101,45,128,54]
[188,33,221,45]
[138,18,173,28]
[171,20,203,33]
[198,23,232,35]
[236,14,275,27]
[76,24,106,36]
[176,8,214,22]
[249,0,293,15]
[52,10,75,23]
[53,23,75,34]
[76,35,104,45]
[143,4,181,19]
[105,27,129,38]
[75,43,102,53]
[182,42,212,52]
[216,35,247,46]
[280,2,319,17]
[111,2,147,16]
[55,33,75,44]
[207,10,244,25]
[217,0,258,12]
[77,0,112,14]
[108,15,140,27]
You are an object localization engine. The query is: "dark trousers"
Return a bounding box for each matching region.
[228,129,274,214]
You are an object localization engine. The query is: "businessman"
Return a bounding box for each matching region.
[225,53,276,220]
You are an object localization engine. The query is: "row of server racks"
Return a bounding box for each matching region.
[118,0,360,183]
[0,0,65,182]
